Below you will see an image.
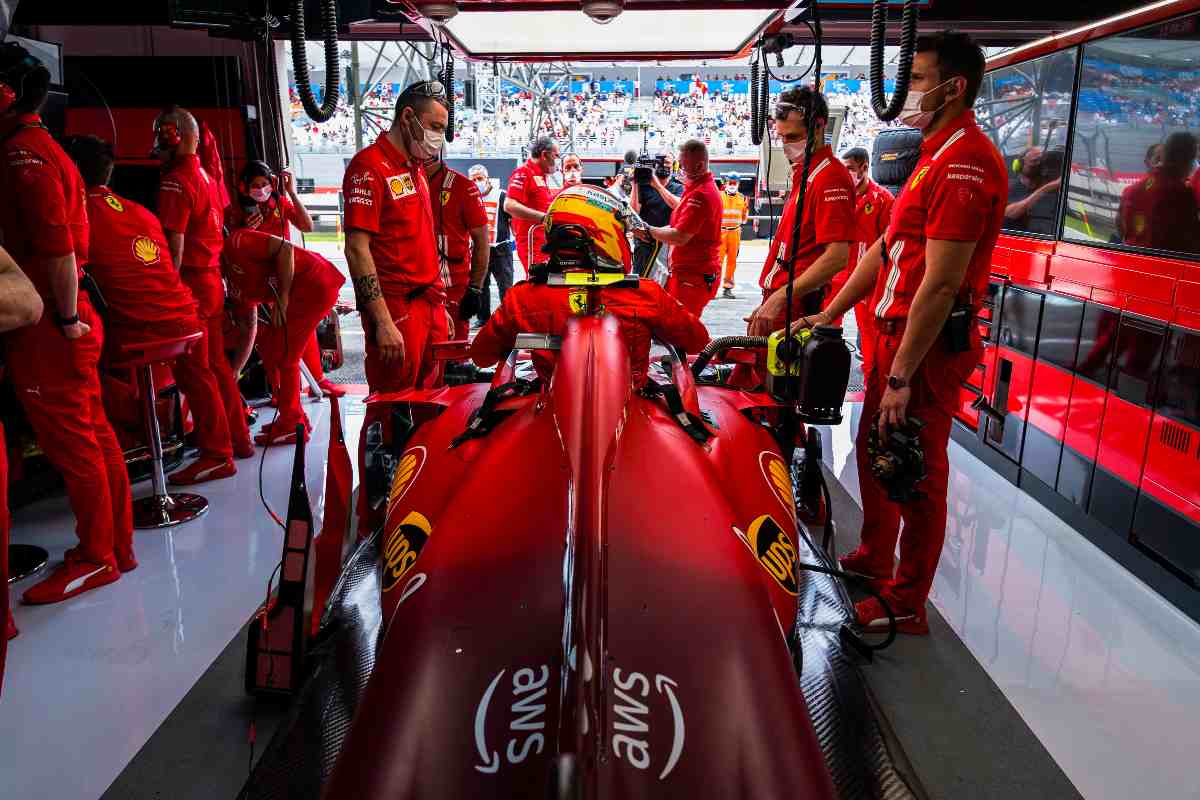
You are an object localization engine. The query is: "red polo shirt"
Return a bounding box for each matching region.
[758,147,855,292]
[0,114,88,297]
[874,110,1006,321]
[668,172,723,275]
[507,158,554,263]
[428,164,488,298]
[1119,169,1200,253]
[224,228,344,306]
[158,153,225,270]
[342,133,441,297]
[832,179,895,300]
[84,187,198,327]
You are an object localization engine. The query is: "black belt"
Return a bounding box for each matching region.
[875,318,904,335]
[721,226,740,231]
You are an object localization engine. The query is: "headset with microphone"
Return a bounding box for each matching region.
[151,108,183,157]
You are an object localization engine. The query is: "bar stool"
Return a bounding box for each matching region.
[110,332,209,529]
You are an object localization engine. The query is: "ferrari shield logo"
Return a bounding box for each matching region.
[441,190,451,206]
[132,236,160,265]
[568,290,589,314]
[864,201,874,215]
[1134,213,1146,234]
[909,165,930,190]
[105,195,124,212]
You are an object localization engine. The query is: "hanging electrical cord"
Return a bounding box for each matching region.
[869,0,920,121]
[290,0,340,123]
[441,45,456,144]
[751,54,764,146]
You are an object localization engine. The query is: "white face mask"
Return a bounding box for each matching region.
[564,169,582,184]
[852,171,866,187]
[406,113,445,159]
[783,141,808,164]
[725,184,738,195]
[898,78,956,130]
[473,179,490,193]
[250,186,272,203]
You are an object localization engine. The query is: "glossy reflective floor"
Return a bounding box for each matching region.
[817,403,1200,800]
[0,394,366,800]
[4,387,1199,800]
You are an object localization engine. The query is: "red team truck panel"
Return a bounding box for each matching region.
[958,0,1200,600]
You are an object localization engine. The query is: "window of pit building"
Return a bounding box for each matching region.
[1064,14,1200,258]
[977,50,1077,238]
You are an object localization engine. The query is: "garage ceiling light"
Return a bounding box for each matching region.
[439,9,778,59]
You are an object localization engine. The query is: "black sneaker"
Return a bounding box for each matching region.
[722,287,736,300]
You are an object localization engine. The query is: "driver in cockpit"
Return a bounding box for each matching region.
[469,184,709,385]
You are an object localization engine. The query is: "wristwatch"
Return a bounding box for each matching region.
[887,375,909,391]
[54,312,80,328]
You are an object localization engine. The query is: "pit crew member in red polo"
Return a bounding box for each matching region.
[155,106,255,468]
[639,139,723,317]
[747,87,854,336]
[343,79,449,535]
[0,43,135,604]
[505,135,559,274]
[424,155,489,330]
[839,146,895,374]
[798,32,1006,635]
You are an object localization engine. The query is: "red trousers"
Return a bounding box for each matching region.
[180,268,252,453]
[257,325,327,393]
[109,316,234,461]
[854,303,877,379]
[4,300,132,567]
[357,292,449,534]
[263,281,342,432]
[666,270,717,318]
[854,329,979,614]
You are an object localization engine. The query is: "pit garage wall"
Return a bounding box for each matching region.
[25,25,273,206]
[953,232,1200,622]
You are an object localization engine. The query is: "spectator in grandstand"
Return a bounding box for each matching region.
[1119,131,1200,253]
[1004,146,1064,235]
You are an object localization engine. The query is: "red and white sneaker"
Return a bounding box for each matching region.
[22,552,120,605]
[169,457,237,485]
[6,610,17,640]
[855,596,929,636]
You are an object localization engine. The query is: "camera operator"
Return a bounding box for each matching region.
[607,149,638,199]
[630,152,683,280]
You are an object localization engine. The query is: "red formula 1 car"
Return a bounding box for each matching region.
[320,298,856,797]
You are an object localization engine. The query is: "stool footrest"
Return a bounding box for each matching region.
[133,493,209,529]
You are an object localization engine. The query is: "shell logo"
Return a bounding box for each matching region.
[105,195,124,213]
[132,236,161,265]
[388,446,427,507]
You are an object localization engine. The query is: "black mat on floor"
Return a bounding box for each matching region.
[100,622,290,800]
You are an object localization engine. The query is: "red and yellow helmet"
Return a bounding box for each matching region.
[541,184,632,273]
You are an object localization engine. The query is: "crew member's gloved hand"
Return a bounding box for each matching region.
[459,286,483,321]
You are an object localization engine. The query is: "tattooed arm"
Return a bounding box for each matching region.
[345,230,405,363]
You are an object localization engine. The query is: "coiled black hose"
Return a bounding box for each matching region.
[291,0,339,123]
[750,56,765,146]
[691,335,768,378]
[441,51,455,144]
[869,0,919,122]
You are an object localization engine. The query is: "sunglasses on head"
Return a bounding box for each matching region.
[773,101,801,120]
[403,80,448,100]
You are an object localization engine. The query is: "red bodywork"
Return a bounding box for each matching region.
[324,316,836,798]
